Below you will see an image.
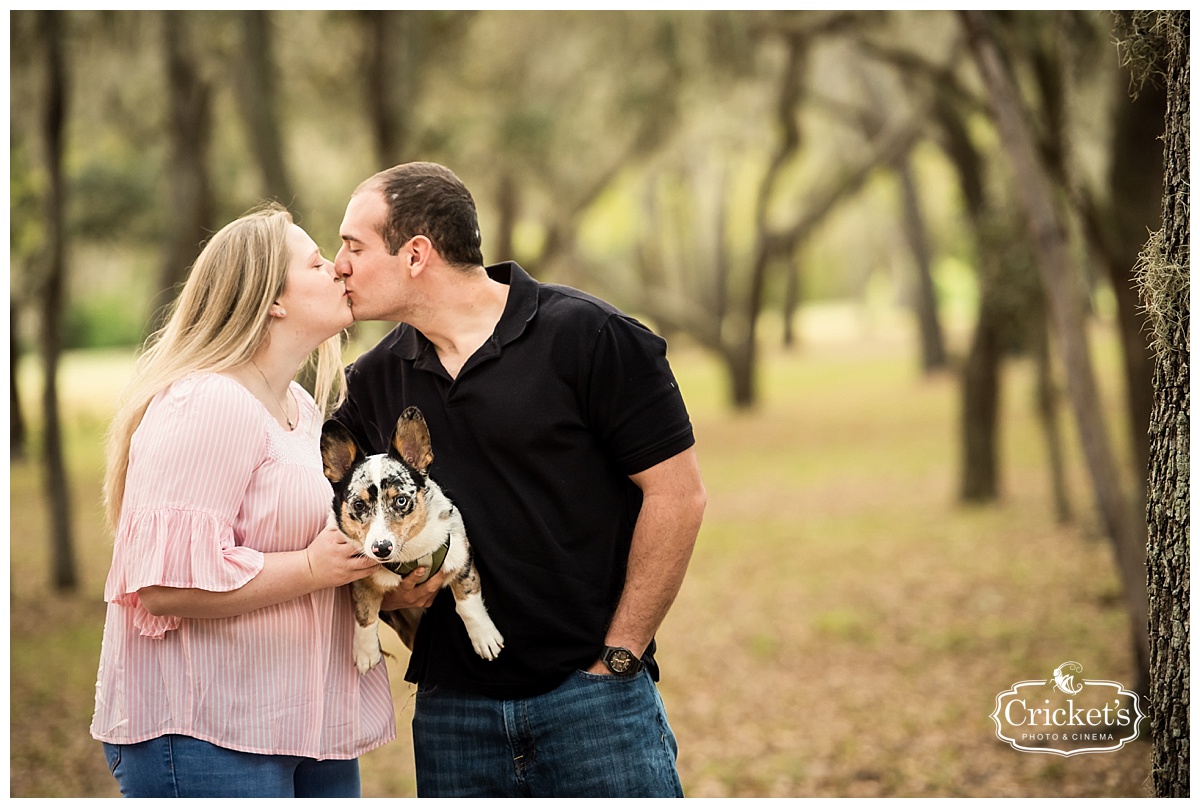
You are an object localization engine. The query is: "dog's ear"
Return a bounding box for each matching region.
[320,420,361,484]
[391,406,434,473]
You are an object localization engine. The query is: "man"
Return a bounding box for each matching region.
[332,162,706,797]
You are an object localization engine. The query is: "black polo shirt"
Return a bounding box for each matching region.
[333,262,695,699]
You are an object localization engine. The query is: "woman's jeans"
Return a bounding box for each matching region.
[102,735,361,798]
[413,668,684,797]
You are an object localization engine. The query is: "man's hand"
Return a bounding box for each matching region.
[380,569,449,611]
[585,658,614,676]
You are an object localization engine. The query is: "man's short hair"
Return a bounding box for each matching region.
[358,162,484,268]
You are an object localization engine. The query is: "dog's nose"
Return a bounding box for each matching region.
[370,538,393,559]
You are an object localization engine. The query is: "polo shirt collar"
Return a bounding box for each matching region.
[387,261,538,364]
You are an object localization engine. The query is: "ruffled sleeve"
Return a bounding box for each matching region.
[106,509,265,638]
[104,374,269,638]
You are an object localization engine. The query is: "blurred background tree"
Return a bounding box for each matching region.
[9,7,1180,745]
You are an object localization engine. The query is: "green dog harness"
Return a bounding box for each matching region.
[383,535,450,583]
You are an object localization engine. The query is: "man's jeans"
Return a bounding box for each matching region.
[102,735,361,798]
[413,668,685,797]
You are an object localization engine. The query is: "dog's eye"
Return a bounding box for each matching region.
[352,500,368,517]
[395,495,409,509]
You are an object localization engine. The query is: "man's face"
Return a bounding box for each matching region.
[335,189,408,322]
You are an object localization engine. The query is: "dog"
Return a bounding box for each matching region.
[320,406,503,674]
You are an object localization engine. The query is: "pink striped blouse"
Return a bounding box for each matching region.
[90,372,395,759]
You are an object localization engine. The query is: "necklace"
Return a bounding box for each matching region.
[250,359,294,430]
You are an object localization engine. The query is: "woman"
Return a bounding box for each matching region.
[90,204,393,797]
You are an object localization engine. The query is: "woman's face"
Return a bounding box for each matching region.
[274,224,354,345]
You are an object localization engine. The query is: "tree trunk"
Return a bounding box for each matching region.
[895,156,947,373]
[1022,11,1161,513]
[1103,68,1160,495]
[932,88,1007,506]
[725,343,756,411]
[234,10,295,207]
[363,10,421,167]
[1146,280,1190,799]
[734,32,807,410]
[11,302,27,461]
[711,162,730,329]
[1144,10,1189,797]
[964,9,1150,695]
[1033,317,1072,523]
[231,9,306,393]
[1077,30,1165,514]
[960,286,1002,502]
[157,11,214,320]
[38,10,77,591]
[781,260,801,349]
[492,172,517,263]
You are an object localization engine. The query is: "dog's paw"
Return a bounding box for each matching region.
[353,630,383,674]
[456,594,504,661]
[470,626,505,661]
[354,644,382,674]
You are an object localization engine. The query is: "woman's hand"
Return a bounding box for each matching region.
[303,526,381,590]
[380,570,449,611]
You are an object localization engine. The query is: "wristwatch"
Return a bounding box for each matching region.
[601,646,644,677]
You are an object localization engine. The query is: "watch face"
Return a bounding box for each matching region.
[607,648,634,674]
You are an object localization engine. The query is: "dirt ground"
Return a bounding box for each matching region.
[9,329,1155,797]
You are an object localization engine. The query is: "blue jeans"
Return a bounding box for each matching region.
[102,735,361,798]
[412,668,684,797]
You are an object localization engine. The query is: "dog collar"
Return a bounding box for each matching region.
[384,534,450,582]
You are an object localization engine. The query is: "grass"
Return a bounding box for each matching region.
[9,306,1151,797]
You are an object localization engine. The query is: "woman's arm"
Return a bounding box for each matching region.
[138,526,379,619]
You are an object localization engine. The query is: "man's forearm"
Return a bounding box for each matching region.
[594,448,706,666]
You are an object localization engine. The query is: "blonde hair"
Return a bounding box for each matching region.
[103,203,345,530]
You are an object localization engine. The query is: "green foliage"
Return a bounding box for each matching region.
[7,12,1148,363]
[69,152,164,242]
[64,290,148,349]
